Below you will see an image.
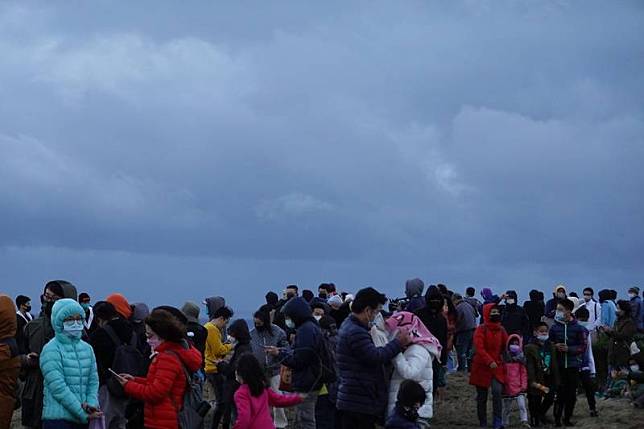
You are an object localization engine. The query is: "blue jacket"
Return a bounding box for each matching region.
[40,299,99,424]
[629,295,643,330]
[548,318,587,370]
[600,300,617,328]
[279,297,322,392]
[336,314,402,417]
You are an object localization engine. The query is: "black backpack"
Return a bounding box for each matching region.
[316,331,337,384]
[165,351,211,429]
[104,325,147,398]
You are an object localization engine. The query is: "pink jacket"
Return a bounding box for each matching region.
[503,334,528,397]
[232,384,302,429]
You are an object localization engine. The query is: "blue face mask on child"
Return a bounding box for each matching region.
[509,344,522,354]
[63,320,84,338]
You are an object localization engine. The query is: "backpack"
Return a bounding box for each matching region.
[104,325,147,398]
[315,331,337,385]
[165,351,211,429]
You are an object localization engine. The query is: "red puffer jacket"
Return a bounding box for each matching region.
[469,303,508,389]
[124,341,202,429]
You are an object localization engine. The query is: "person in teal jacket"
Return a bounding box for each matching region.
[40,298,101,428]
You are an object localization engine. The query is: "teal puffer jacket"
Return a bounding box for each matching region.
[40,298,99,423]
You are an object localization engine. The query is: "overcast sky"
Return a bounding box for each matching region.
[1,1,643,316]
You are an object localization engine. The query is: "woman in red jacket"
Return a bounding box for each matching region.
[119,309,202,429]
[469,303,508,429]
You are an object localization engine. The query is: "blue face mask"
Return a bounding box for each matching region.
[555,310,566,322]
[63,320,84,338]
[80,303,90,311]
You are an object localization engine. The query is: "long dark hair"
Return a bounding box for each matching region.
[236,354,268,397]
[253,308,274,337]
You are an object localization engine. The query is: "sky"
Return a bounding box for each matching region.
[1,1,643,317]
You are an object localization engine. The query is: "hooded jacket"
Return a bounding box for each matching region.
[181,302,208,356]
[469,304,508,389]
[218,320,253,403]
[502,334,528,397]
[404,278,426,313]
[0,295,21,428]
[500,290,531,339]
[548,315,587,369]
[414,291,448,364]
[89,316,135,385]
[40,299,99,424]
[278,297,322,392]
[545,284,566,319]
[124,341,202,429]
[523,290,545,328]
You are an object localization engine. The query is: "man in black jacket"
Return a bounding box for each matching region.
[500,290,531,341]
[414,287,448,397]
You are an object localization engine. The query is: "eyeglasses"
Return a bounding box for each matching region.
[44,292,60,301]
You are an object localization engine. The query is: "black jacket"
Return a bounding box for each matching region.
[523,290,545,328]
[414,306,448,364]
[89,317,135,385]
[186,321,208,357]
[500,291,531,339]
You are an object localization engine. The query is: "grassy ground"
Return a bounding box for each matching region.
[12,371,642,428]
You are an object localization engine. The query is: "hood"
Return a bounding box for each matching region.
[481,288,493,301]
[132,302,150,322]
[106,293,133,319]
[158,341,203,373]
[282,297,313,327]
[553,284,566,296]
[0,295,17,339]
[204,296,225,318]
[228,319,251,342]
[405,278,425,298]
[506,290,518,303]
[506,333,523,349]
[482,303,500,326]
[51,298,85,336]
[529,289,541,301]
[181,301,200,324]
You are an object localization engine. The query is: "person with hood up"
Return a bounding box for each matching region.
[548,298,587,427]
[453,293,477,372]
[523,290,545,329]
[385,312,442,428]
[40,298,100,428]
[414,288,448,399]
[403,279,425,313]
[385,380,427,429]
[22,280,78,429]
[627,287,643,330]
[500,290,531,341]
[120,309,202,429]
[501,334,529,428]
[544,285,567,326]
[181,301,208,357]
[265,297,321,429]
[249,308,289,429]
[469,303,508,429]
[479,288,501,325]
[525,322,559,427]
[1,295,22,428]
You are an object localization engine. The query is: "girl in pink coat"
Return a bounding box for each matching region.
[502,334,529,427]
[233,354,304,429]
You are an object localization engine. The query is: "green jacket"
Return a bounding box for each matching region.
[524,340,560,396]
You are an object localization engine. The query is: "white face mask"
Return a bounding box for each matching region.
[285,318,295,329]
[536,334,549,342]
[630,365,640,373]
[506,299,515,305]
[583,295,592,302]
[628,293,637,299]
[314,315,322,321]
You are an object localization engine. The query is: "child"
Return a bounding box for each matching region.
[385,379,427,429]
[574,307,598,417]
[502,334,530,428]
[627,355,644,407]
[232,354,303,429]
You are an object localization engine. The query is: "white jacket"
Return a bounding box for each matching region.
[387,342,440,419]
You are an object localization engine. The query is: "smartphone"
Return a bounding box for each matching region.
[108,368,124,379]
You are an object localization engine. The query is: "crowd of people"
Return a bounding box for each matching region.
[1,279,643,429]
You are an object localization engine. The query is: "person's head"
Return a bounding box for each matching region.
[180,301,201,324]
[318,283,331,299]
[265,291,279,308]
[78,293,91,312]
[93,301,118,327]
[616,300,631,318]
[437,284,448,296]
[488,305,502,323]
[583,287,594,302]
[302,289,314,303]
[285,285,298,300]
[505,290,518,306]
[574,306,590,323]
[555,298,574,322]
[598,289,610,303]
[396,379,426,421]
[466,287,475,298]
[227,319,251,344]
[203,296,226,320]
[51,299,85,341]
[212,306,234,328]
[281,297,313,328]
[533,322,549,343]
[628,287,640,299]
[235,354,267,397]
[554,284,567,299]
[609,289,618,301]
[451,293,463,305]
[327,294,343,310]
[328,283,337,295]
[507,334,522,355]
[425,289,445,314]
[351,287,387,326]
[253,308,272,334]
[405,278,425,299]
[145,309,186,350]
[16,295,31,313]
[106,293,133,320]
[628,357,640,373]
[529,289,540,302]
[311,302,326,320]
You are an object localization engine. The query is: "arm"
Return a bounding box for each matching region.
[392,347,429,380]
[280,325,318,370]
[86,348,100,408]
[348,328,402,367]
[231,387,252,429]
[473,326,494,366]
[124,355,179,403]
[267,388,303,407]
[40,345,87,422]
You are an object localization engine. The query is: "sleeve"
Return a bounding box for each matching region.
[124,354,179,403]
[267,388,303,407]
[40,344,87,422]
[280,326,318,370]
[347,329,402,367]
[520,364,528,391]
[612,321,637,341]
[87,348,100,408]
[473,326,494,366]
[392,347,428,380]
[205,326,233,368]
[231,387,251,429]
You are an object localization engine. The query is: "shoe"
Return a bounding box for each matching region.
[563,420,575,427]
[590,410,598,417]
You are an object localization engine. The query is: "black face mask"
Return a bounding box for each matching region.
[397,404,419,421]
[489,314,501,323]
[24,305,32,313]
[44,300,55,317]
[286,293,295,300]
[319,292,328,299]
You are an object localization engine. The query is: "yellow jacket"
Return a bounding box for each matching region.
[204,321,233,374]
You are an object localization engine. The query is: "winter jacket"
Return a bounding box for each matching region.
[414,305,448,364]
[0,295,21,428]
[454,299,477,334]
[404,279,425,313]
[387,342,440,419]
[469,304,508,389]
[502,334,527,397]
[40,299,99,424]
[232,384,302,429]
[89,317,135,385]
[583,299,601,326]
[16,310,33,355]
[330,303,351,328]
[599,299,617,328]
[124,341,202,429]
[250,324,288,377]
[218,320,253,403]
[630,295,643,330]
[278,297,323,392]
[524,339,559,396]
[336,314,402,417]
[523,290,545,328]
[607,315,637,368]
[500,291,530,340]
[464,296,482,318]
[548,318,587,369]
[385,408,420,429]
[204,321,233,374]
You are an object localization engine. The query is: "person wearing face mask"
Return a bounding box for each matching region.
[1,295,22,428]
[548,298,588,427]
[15,294,33,354]
[603,300,637,373]
[469,304,508,429]
[501,334,529,428]
[627,287,643,330]
[22,280,78,429]
[525,322,559,427]
[204,305,234,429]
[78,293,95,333]
[311,302,328,322]
[119,309,202,429]
[334,288,411,429]
[573,307,598,417]
[500,290,531,342]
[544,285,567,327]
[272,285,298,332]
[385,379,426,429]
[39,298,101,428]
[581,288,600,328]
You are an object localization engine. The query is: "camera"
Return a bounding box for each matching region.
[388,297,410,313]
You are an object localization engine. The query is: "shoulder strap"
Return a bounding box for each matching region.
[103,325,122,347]
[164,350,192,382]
